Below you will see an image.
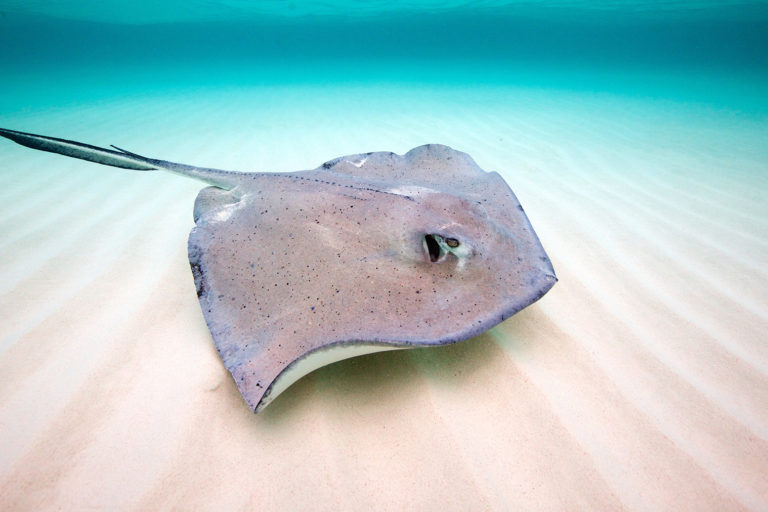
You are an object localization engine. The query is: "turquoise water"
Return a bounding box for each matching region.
[1,1,767,114]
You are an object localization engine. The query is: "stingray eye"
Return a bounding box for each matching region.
[423,234,464,263]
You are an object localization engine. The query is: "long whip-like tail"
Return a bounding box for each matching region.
[0,128,244,189]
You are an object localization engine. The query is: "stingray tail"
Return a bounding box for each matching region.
[0,128,242,189]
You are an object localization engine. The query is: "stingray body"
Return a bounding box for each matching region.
[0,128,556,412]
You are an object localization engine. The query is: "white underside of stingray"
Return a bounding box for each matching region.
[261,343,405,411]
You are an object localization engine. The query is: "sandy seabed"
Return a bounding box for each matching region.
[0,82,766,511]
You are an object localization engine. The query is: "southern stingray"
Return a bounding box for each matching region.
[0,128,556,412]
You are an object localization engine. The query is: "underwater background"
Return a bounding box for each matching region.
[1,1,767,511]
[2,1,768,111]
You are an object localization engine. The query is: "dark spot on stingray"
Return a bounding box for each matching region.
[322,157,342,169]
[190,262,206,298]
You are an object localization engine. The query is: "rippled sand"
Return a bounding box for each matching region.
[0,83,766,511]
